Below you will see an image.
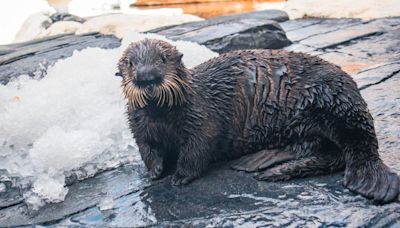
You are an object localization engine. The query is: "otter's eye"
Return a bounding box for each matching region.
[161,55,167,64]
[128,60,133,68]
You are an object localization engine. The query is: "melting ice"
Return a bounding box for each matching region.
[0,32,218,209]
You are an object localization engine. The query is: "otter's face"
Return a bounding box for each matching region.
[117,39,188,110]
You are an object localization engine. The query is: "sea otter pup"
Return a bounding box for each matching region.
[117,39,399,203]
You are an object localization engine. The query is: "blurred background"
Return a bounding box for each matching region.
[1,0,398,46]
[0,0,287,45]
[48,0,285,18]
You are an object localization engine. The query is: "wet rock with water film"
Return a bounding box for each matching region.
[151,10,291,53]
[0,13,399,227]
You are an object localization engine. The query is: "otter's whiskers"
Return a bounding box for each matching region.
[122,74,189,110]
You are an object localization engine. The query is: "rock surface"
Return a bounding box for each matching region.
[0,16,400,227]
[13,10,289,53]
[151,10,291,53]
[0,32,120,85]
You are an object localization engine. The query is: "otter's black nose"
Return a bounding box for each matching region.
[136,66,162,85]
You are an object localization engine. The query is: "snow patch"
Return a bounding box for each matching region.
[0,32,218,210]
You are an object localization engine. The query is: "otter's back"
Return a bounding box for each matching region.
[190,49,363,156]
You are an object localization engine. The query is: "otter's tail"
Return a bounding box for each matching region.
[343,156,399,203]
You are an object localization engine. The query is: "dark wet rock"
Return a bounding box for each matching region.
[0,165,148,227]
[1,17,400,227]
[0,33,120,85]
[151,10,291,53]
[294,21,383,50]
[151,10,289,34]
[355,61,400,89]
[282,18,363,43]
[0,182,23,209]
[279,18,322,32]
[319,27,400,73]
[284,17,400,75]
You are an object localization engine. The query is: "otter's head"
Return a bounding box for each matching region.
[117,39,190,110]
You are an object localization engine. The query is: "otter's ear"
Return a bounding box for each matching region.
[115,71,123,77]
[177,52,183,62]
[116,59,124,77]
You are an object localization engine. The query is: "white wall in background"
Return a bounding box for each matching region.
[0,0,55,45]
[284,0,400,19]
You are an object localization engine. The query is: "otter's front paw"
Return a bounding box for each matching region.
[171,173,195,186]
[149,159,164,180]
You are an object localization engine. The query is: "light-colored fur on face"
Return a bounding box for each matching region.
[118,39,190,110]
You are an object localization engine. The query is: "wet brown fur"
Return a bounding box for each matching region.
[117,39,399,204]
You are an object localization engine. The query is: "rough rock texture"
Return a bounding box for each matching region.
[150,10,291,53]
[0,17,400,227]
[0,32,120,85]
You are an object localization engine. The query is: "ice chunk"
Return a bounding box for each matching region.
[32,174,69,203]
[0,183,6,193]
[98,197,115,211]
[24,191,45,211]
[0,31,218,209]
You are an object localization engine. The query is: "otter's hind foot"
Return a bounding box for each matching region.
[344,160,399,204]
[149,157,164,180]
[256,156,344,181]
[231,149,295,172]
[171,173,196,186]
